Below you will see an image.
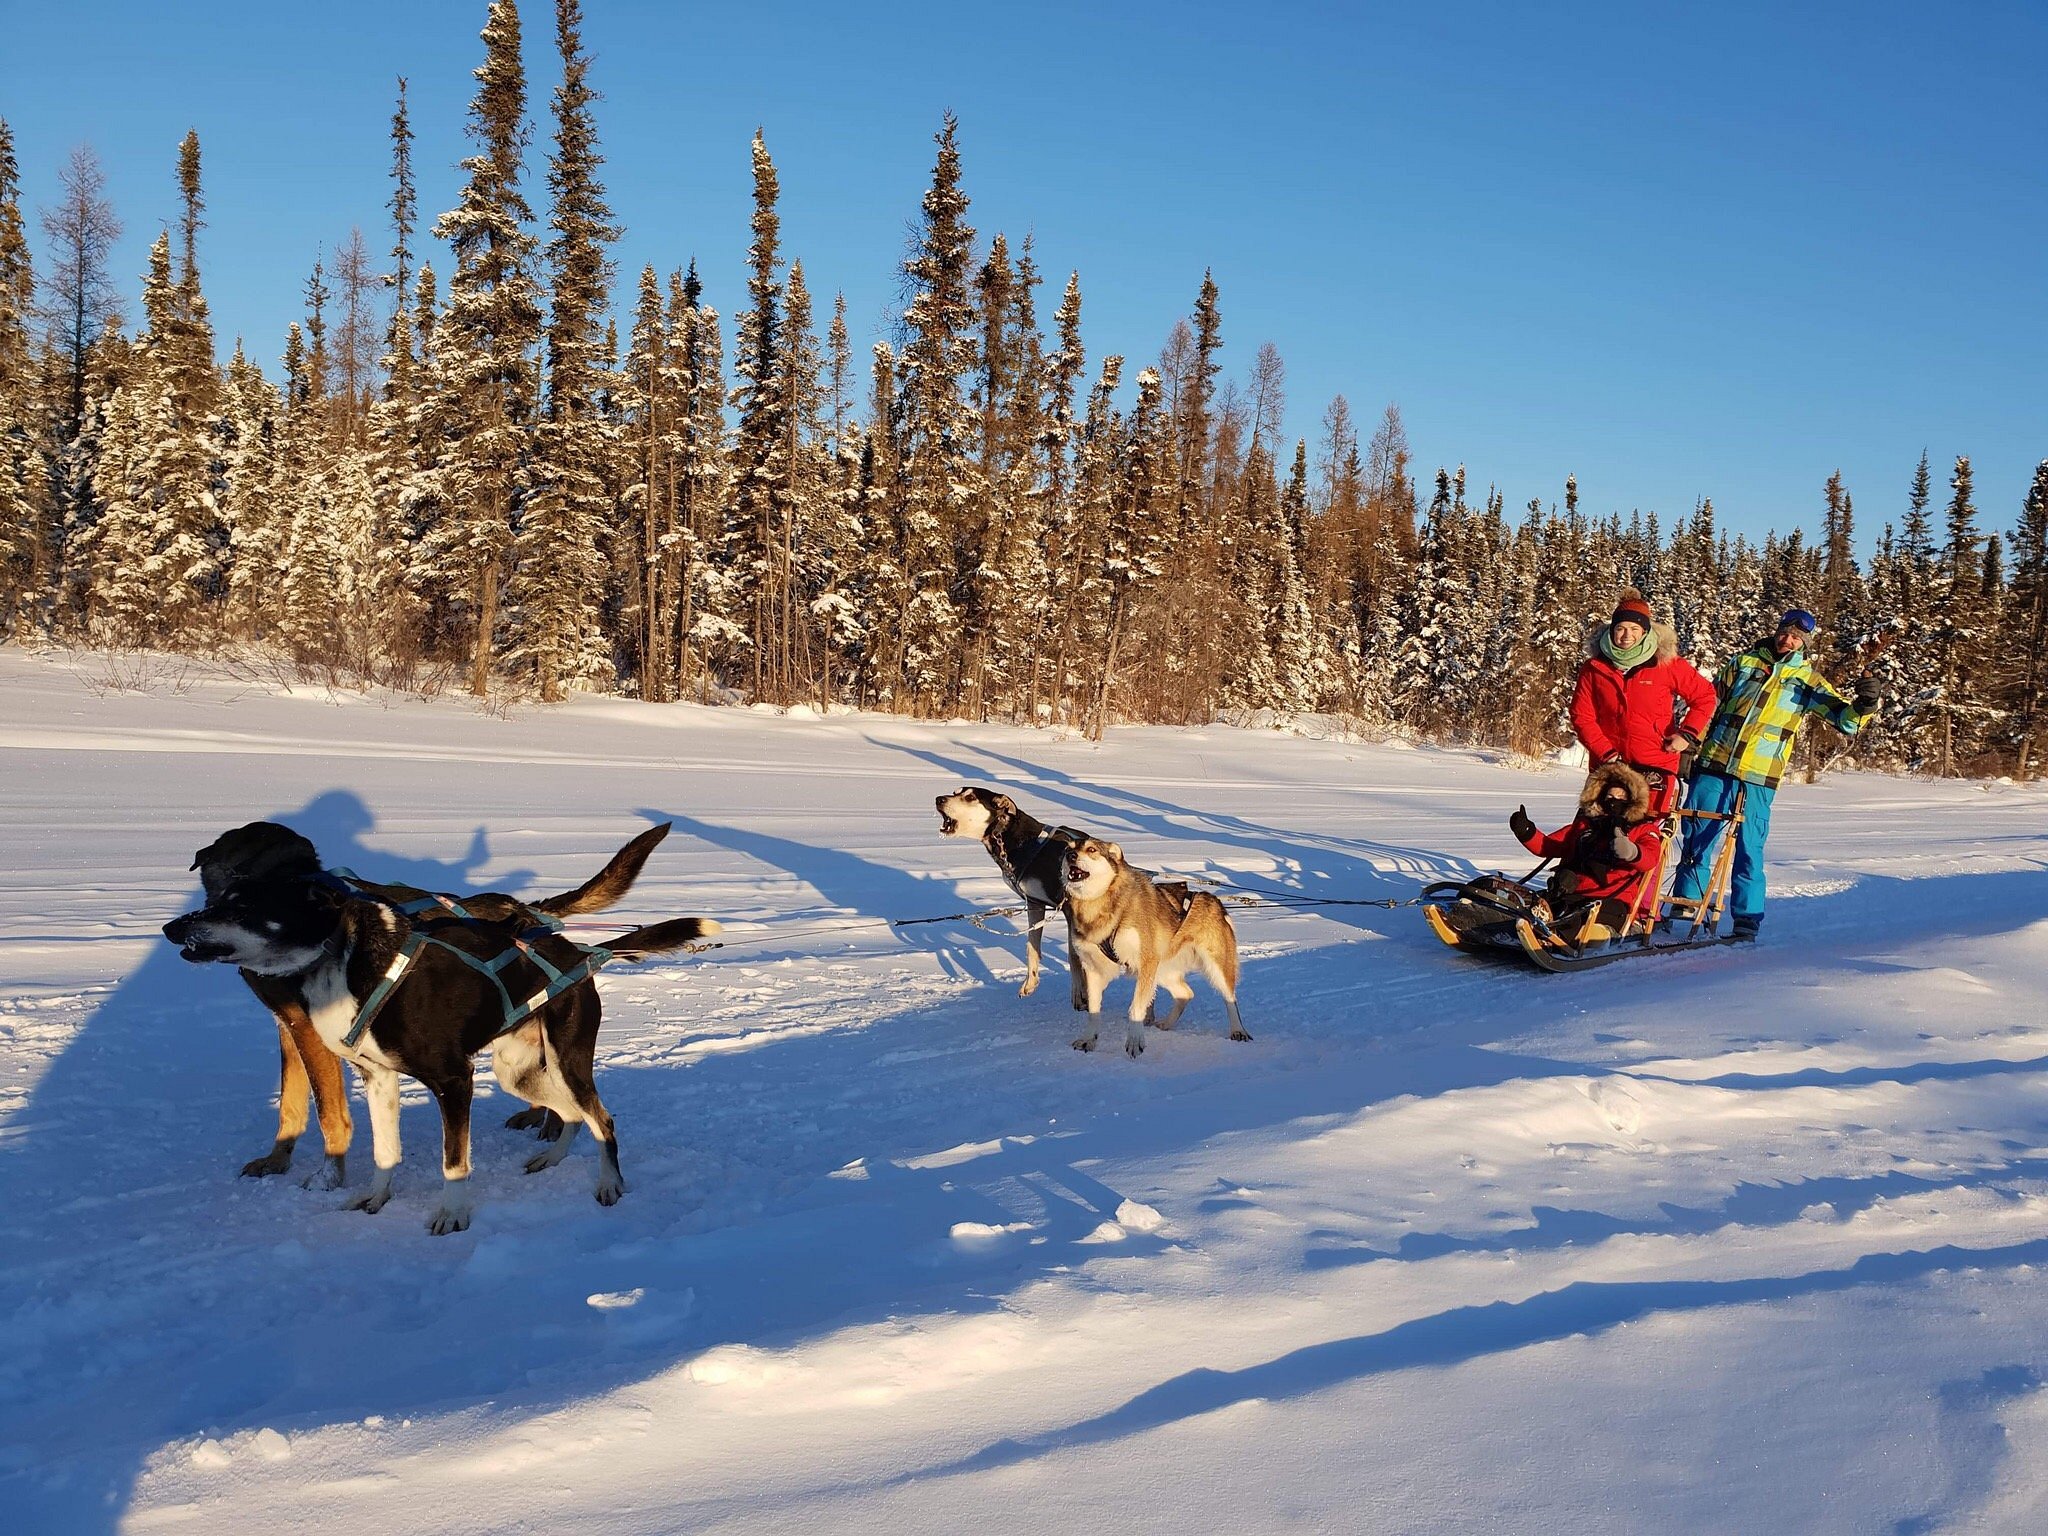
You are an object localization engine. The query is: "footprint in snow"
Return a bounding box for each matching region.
[1585,1078,1643,1137]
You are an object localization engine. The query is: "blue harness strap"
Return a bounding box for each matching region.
[322,870,618,1050]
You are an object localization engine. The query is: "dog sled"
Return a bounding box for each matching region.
[1421,784,1749,973]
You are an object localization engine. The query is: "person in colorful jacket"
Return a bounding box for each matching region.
[1669,608,1880,939]
[1570,587,1716,811]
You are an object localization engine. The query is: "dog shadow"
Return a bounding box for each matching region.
[0,788,533,1528]
[643,808,1000,986]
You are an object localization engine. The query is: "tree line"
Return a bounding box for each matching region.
[1,0,2043,778]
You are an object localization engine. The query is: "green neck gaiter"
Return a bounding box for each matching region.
[1599,626,1658,669]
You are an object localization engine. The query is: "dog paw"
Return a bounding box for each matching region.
[523,1150,558,1175]
[239,1149,292,1179]
[1071,1036,1098,1053]
[1019,976,1040,997]
[1230,1028,1254,1043]
[427,1205,472,1236]
[594,1177,625,1207]
[1124,1036,1146,1059]
[345,1187,392,1215]
[301,1156,346,1191]
[503,1107,549,1132]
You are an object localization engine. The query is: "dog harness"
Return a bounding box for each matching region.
[320,871,615,1050]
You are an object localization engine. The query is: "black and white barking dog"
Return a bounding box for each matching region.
[166,823,717,1234]
[935,787,1089,1008]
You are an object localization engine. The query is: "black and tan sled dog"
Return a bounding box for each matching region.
[1061,836,1251,1058]
[935,786,1090,1007]
[166,822,716,1233]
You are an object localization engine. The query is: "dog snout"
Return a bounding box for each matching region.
[163,912,197,944]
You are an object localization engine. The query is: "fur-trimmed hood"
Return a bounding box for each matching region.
[1578,760,1653,822]
[1584,618,1679,666]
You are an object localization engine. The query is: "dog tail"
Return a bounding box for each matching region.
[534,823,672,916]
[600,916,722,961]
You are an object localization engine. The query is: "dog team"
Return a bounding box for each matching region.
[163,786,1245,1234]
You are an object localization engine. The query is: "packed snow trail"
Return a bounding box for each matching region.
[2,650,2047,1535]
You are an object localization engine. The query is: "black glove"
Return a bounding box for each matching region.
[1607,825,1638,864]
[1853,677,1881,710]
[1509,805,1537,844]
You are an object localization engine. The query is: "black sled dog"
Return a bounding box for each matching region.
[167,822,716,1233]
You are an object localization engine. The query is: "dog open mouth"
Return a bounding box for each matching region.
[175,936,238,964]
[939,815,959,835]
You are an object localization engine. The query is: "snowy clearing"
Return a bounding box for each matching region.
[3,648,2047,1534]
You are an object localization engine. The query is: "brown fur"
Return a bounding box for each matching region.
[1579,760,1654,822]
[1062,837,1250,1057]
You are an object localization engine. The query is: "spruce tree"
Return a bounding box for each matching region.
[729,130,788,699]
[895,113,978,711]
[429,0,542,696]
[0,119,41,629]
[515,0,619,700]
[2008,461,2048,777]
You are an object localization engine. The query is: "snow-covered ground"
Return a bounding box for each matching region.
[3,648,2047,1535]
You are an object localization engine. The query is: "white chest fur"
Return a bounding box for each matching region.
[302,950,399,1070]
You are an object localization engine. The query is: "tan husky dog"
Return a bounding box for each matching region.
[1061,837,1252,1057]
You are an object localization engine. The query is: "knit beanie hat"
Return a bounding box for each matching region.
[1610,588,1655,628]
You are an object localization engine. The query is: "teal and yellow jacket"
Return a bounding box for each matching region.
[1695,641,1870,788]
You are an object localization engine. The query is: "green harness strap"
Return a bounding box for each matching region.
[324,870,616,1050]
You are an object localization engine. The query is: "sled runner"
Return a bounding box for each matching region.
[1422,785,1748,973]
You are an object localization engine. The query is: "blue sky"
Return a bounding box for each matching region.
[5,0,2043,544]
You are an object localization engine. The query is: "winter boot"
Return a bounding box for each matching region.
[1730,913,1762,942]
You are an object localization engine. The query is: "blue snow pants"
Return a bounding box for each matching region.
[1672,768,1775,925]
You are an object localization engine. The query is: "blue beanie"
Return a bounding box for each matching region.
[1779,608,1817,634]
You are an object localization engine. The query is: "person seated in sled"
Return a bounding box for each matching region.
[1508,761,1663,944]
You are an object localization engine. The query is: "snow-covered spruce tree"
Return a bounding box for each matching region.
[671,265,736,696]
[365,83,432,675]
[428,0,543,697]
[728,130,788,700]
[0,118,43,631]
[91,230,220,642]
[1880,450,1945,765]
[1031,271,1085,722]
[781,259,842,704]
[1089,363,1169,736]
[803,282,867,708]
[2004,461,2048,777]
[512,0,618,701]
[278,312,346,664]
[616,263,670,696]
[957,231,1016,718]
[219,339,287,638]
[1928,454,1989,773]
[1061,351,1122,731]
[979,238,1050,720]
[1271,438,1332,711]
[894,114,978,714]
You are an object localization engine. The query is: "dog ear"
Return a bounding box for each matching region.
[993,793,1017,815]
[1104,841,1123,864]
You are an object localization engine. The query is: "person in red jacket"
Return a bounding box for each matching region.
[1570,588,1716,813]
[1509,762,1663,941]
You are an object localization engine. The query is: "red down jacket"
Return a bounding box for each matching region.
[1516,762,1664,905]
[1570,622,1716,776]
